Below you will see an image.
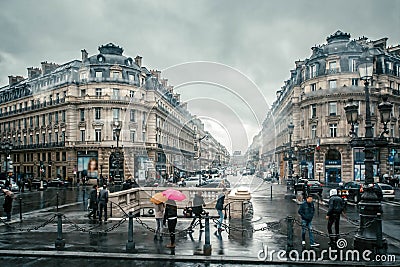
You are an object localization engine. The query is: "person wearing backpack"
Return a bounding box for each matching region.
[326,188,344,246]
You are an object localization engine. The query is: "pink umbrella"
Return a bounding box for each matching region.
[162,189,186,201]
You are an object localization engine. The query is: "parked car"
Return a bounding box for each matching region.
[201,178,231,188]
[377,183,395,201]
[343,182,383,203]
[10,180,19,192]
[294,179,323,196]
[47,178,70,188]
[31,179,48,190]
[179,176,207,187]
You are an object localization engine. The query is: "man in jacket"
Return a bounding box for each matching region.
[190,192,206,230]
[98,184,108,223]
[88,184,98,220]
[298,195,319,247]
[163,199,178,248]
[326,188,344,245]
[215,189,226,232]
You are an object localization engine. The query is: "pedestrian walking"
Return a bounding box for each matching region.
[215,188,226,232]
[88,184,99,220]
[190,192,206,230]
[98,184,109,223]
[163,199,178,248]
[326,188,344,245]
[154,202,165,241]
[2,189,13,221]
[298,195,319,247]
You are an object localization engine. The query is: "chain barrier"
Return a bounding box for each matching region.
[0,214,57,232]
[134,216,200,236]
[62,214,128,235]
[342,213,360,226]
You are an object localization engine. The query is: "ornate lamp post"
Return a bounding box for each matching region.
[344,50,390,253]
[195,133,208,186]
[113,121,122,183]
[1,140,13,184]
[284,122,296,198]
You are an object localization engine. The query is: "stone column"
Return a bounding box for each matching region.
[228,189,252,219]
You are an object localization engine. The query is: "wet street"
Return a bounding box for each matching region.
[0,176,399,266]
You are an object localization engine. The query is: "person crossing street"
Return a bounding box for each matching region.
[326,188,345,246]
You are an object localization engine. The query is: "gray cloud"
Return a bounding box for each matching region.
[0,0,399,152]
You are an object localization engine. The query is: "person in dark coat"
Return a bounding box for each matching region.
[215,189,227,232]
[326,189,344,245]
[163,199,177,248]
[189,192,206,229]
[98,184,108,223]
[298,195,319,247]
[3,192,13,221]
[88,185,99,220]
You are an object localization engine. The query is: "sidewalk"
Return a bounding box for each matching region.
[0,181,399,265]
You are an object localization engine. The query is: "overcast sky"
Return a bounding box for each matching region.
[0,0,399,154]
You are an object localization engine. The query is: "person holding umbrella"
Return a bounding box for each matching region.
[162,189,186,248]
[150,192,167,241]
[2,189,14,221]
[163,199,177,248]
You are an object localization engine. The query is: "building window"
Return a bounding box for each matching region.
[80,109,85,121]
[95,71,102,78]
[61,132,65,142]
[80,72,87,81]
[370,103,375,116]
[48,113,52,123]
[329,123,337,137]
[80,89,86,97]
[310,65,317,78]
[112,72,120,79]
[311,125,317,139]
[35,134,39,144]
[350,58,357,72]
[55,112,59,124]
[328,102,337,116]
[62,152,66,161]
[112,108,120,121]
[55,132,59,143]
[390,81,394,89]
[42,133,46,144]
[42,114,45,125]
[35,115,39,127]
[48,133,52,143]
[62,111,66,122]
[129,90,135,98]
[129,74,135,81]
[130,131,136,142]
[329,80,337,89]
[310,83,316,92]
[130,109,136,122]
[354,123,359,137]
[390,124,395,137]
[329,61,337,70]
[80,130,85,142]
[95,130,101,142]
[95,88,102,98]
[311,104,317,118]
[95,108,101,120]
[142,132,146,142]
[351,78,358,86]
[30,117,33,127]
[113,88,120,99]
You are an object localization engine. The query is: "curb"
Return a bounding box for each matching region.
[0,249,391,266]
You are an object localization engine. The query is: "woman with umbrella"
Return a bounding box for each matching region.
[162,189,186,248]
[2,189,14,221]
[150,192,167,241]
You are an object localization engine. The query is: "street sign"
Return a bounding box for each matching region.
[316,162,324,173]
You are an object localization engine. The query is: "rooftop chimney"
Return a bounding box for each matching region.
[81,49,88,62]
[27,67,41,79]
[135,55,142,67]
[8,75,24,86]
[41,61,59,75]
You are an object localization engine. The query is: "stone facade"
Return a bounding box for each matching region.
[0,43,229,183]
[250,31,400,184]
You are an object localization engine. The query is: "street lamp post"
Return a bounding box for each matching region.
[113,121,122,183]
[1,140,13,184]
[195,134,208,186]
[344,50,390,253]
[284,122,296,199]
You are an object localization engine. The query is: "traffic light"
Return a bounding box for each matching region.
[7,158,13,173]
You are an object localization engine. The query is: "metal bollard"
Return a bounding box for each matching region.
[110,202,113,218]
[203,212,212,256]
[55,213,65,250]
[270,185,273,200]
[82,188,86,203]
[126,211,137,253]
[19,197,22,221]
[56,192,59,212]
[286,216,294,253]
[317,195,320,215]
[376,213,386,254]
